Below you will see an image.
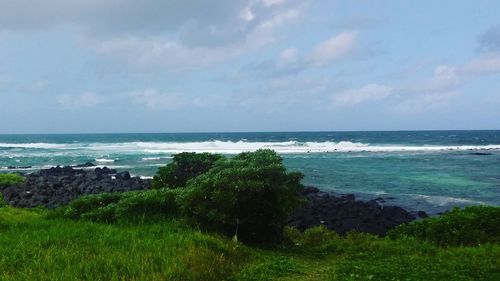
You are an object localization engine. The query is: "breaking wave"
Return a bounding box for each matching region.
[0,140,499,154]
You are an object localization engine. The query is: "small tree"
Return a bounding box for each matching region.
[152,152,223,189]
[179,149,304,243]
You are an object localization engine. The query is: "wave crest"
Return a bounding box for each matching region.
[0,140,499,154]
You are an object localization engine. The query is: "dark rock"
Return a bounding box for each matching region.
[73,162,96,168]
[1,165,151,209]
[289,188,417,236]
[115,171,131,180]
[417,210,429,218]
[468,152,492,156]
[302,186,320,195]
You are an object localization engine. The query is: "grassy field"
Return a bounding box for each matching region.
[1,205,499,281]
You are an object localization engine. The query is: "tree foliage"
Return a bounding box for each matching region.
[179,149,304,243]
[152,152,223,189]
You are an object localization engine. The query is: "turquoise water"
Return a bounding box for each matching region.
[1,131,499,213]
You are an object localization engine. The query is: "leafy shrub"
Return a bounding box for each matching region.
[113,188,182,220]
[0,174,25,187]
[0,193,6,208]
[285,225,341,248]
[389,206,500,247]
[61,189,182,223]
[62,193,122,221]
[152,152,223,189]
[179,149,304,243]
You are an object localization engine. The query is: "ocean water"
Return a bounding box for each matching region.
[1,131,499,214]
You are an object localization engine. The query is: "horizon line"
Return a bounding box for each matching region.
[1,128,500,136]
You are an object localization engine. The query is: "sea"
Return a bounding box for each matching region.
[1,130,499,214]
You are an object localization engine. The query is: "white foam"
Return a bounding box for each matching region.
[407,194,486,206]
[0,143,73,149]
[0,140,499,154]
[141,157,161,161]
[95,158,115,163]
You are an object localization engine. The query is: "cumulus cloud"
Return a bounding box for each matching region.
[334,84,392,106]
[56,92,104,109]
[0,0,309,70]
[309,30,358,66]
[408,52,500,96]
[240,30,361,79]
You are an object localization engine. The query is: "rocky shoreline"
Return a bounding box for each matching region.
[1,166,150,208]
[288,186,427,236]
[1,165,425,235]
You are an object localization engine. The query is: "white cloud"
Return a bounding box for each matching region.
[309,30,358,66]
[262,0,286,7]
[87,25,275,70]
[334,84,392,106]
[279,48,298,63]
[461,52,500,75]
[0,1,309,70]
[405,52,500,96]
[56,92,104,109]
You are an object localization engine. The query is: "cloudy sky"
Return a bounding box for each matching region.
[0,0,499,133]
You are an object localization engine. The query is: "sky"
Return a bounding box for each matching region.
[0,0,499,134]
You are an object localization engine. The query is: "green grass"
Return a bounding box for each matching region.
[1,205,499,281]
[389,205,500,247]
[0,206,248,281]
[0,173,24,186]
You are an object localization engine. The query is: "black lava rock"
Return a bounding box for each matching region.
[1,166,150,209]
[289,188,420,236]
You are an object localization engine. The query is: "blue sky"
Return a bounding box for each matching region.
[0,0,499,133]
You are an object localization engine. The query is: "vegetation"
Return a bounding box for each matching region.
[389,205,500,247]
[179,149,304,243]
[0,206,248,281]
[59,150,303,243]
[0,173,22,208]
[0,193,5,208]
[152,152,223,189]
[0,152,499,280]
[1,206,499,280]
[0,173,24,187]
[59,188,182,223]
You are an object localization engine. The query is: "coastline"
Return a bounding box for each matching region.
[1,165,427,236]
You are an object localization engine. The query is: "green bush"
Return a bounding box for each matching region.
[0,174,25,187]
[152,152,223,189]
[179,149,304,243]
[0,193,6,208]
[113,188,182,220]
[62,192,122,221]
[389,206,500,247]
[285,225,341,248]
[61,189,182,223]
